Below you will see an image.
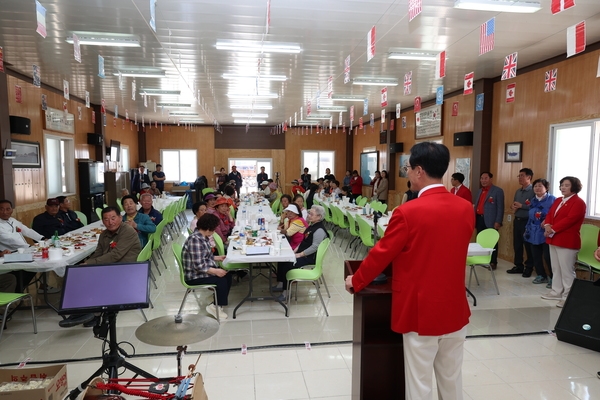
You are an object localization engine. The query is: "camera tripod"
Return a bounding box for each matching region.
[67,311,157,399]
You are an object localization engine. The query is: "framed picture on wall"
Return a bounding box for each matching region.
[12,140,41,168]
[504,141,522,163]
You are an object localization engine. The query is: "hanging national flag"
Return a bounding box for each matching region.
[415,112,421,126]
[551,0,575,15]
[381,110,385,124]
[404,71,412,95]
[452,102,459,116]
[367,26,376,62]
[436,86,444,105]
[33,65,41,88]
[408,0,422,22]
[370,113,374,127]
[35,1,47,38]
[414,97,421,112]
[307,100,311,116]
[501,52,518,80]
[350,105,355,122]
[132,79,136,101]
[566,21,586,58]
[344,55,351,84]
[98,55,105,78]
[359,117,363,129]
[480,17,495,55]
[381,87,388,107]
[91,110,95,124]
[435,51,446,79]
[327,76,333,98]
[0,47,4,73]
[544,68,557,92]
[266,0,271,34]
[73,33,81,63]
[396,103,401,118]
[114,105,118,118]
[506,83,516,103]
[464,72,474,95]
[149,0,157,32]
[363,98,369,116]
[63,80,70,100]
[15,85,22,103]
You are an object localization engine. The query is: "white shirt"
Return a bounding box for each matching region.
[418,183,445,197]
[0,217,44,251]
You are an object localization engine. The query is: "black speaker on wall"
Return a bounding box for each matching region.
[389,143,404,154]
[9,116,31,135]
[453,131,473,147]
[555,279,600,352]
[87,133,103,146]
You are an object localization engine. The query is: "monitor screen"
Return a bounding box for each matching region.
[59,261,150,315]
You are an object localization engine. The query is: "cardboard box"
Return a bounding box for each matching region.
[0,364,68,400]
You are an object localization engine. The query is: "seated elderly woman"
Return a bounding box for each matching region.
[273,205,329,301]
[182,213,231,320]
[121,195,156,247]
[278,203,308,251]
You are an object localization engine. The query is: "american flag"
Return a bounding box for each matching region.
[408,0,422,22]
[501,52,518,80]
[480,17,495,55]
[544,68,557,92]
[404,71,412,95]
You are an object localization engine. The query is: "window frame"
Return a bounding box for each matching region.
[300,150,335,180]
[160,149,197,183]
[43,131,76,197]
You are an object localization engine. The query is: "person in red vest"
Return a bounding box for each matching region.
[349,170,363,201]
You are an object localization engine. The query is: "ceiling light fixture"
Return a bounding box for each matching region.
[223,73,287,81]
[156,103,191,107]
[114,69,166,78]
[139,89,181,96]
[168,112,198,116]
[316,106,348,112]
[306,114,334,120]
[297,121,318,126]
[454,0,541,13]
[331,94,367,102]
[179,120,205,124]
[352,78,398,86]
[233,119,267,124]
[226,93,279,99]
[388,48,438,61]
[229,105,273,110]
[216,40,302,54]
[66,32,140,47]
[232,113,269,118]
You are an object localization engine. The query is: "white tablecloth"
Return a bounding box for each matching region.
[151,196,181,212]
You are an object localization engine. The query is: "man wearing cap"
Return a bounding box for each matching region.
[228,165,243,197]
[32,198,68,239]
[291,180,305,196]
[259,180,271,197]
[257,166,268,186]
[131,165,151,196]
[56,196,84,232]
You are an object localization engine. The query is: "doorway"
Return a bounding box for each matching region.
[228,158,272,194]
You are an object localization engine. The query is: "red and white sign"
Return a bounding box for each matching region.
[367,26,376,62]
[15,85,22,103]
[350,105,355,122]
[567,21,586,58]
[381,87,388,107]
[435,51,446,79]
[414,97,421,112]
[404,71,412,95]
[408,0,422,22]
[551,0,575,15]
[464,72,474,95]
[101,99,106,114]
[359,117,363,129]
[452,102,459,116]
[506,83,516,103]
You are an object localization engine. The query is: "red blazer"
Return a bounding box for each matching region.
[544,194,586,250]
[451,185,472,203]
[352,186,474,335]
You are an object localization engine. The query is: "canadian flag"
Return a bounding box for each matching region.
[506,83,516,103]
[435,51,446,79]
[464,72,474,95]
[551,0,575,15]
[566,21,586,58]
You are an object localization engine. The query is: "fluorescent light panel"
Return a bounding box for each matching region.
[331,94,367,101]
[66,32,140,47]
[353,78,398,86]
[388,48,437,61]
[229,105,273,110]
[232,113,269,118]
[233,119,266,124]
[114,69,165,78]
[297,121,318,126]
[223,73,287,81]
[306,114,333,120]
[227,93,278,99]
[454,0,541,13]
[317,106,347,112]
[216,40,302,54]
[157,103,191,107]
[139,89,181,96]
[168,112,198,116]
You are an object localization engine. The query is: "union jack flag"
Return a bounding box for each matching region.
[544,68,557,92]
[501,52,518,80]
[480,17,495,55]
[404,71,412,95]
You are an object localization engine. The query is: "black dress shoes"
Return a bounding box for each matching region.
[490,262,497,270]
[522,270,533,278]
[58,313,95,328]
[506,266,524,274]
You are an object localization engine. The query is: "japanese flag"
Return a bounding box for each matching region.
[566,21,586,58]
[435,51,446,79]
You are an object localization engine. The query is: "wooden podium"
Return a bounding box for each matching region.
[345,260,405,400]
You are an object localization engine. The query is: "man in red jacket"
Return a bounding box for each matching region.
[450,172,473,203]
[346,142,474,400]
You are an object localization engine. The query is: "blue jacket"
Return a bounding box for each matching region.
[123,212,156,247]
[524,193,557,245]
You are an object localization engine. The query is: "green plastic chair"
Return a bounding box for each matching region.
[95,208,103,220]
[356,214,375,256]
[0,292,37,342]
[357,197,368,207]
[212,233,249,273]
[576,224,600,280]
[75,210,88,226]
[271,198,281,215]
[355,195,363,205]
[138,238,158,287]
[116,197,124,212]
[344,212,361,257]
[171,242,220,322]
[285,238,331,316]
[321,203,333,229]
[467,229,501,295]
[202,188,215,197]
[330,205,349,245]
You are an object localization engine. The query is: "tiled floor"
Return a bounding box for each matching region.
[1,214,600,399]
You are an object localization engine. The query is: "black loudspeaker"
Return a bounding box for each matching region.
[87,133,103,146]
[453,131,473,147]
[9,116,31,135]
[389,143,404,154]
[555,279,600,352]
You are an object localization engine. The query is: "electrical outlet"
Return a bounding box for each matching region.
[507,215,512,222]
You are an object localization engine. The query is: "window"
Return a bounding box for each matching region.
[301,151,334,180]
[44,133,76,197]
[119,145,129,172]
[549,120,600,218]
[160,149,197,183]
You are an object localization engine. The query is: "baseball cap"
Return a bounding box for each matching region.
[215,197,229,206]
[261,181,269,185]
[283,205,299,214]
[204,193,216,201]
[46,198,59,206]
[141,183,150,189]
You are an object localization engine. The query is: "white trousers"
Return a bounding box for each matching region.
[549,245,578,299]
[402,326,467,400]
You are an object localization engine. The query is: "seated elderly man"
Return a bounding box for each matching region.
[273,205,329,302]
[32,198,68,239]
[60,206,142,328]
[121,195,156,247]
[258,180,271,197]
[139,193,163,226]
[56,196,84,232]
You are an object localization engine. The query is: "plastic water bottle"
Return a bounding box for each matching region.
[258,206,265,230]
[242,207,247,222]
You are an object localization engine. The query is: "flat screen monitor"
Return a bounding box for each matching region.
[58,261,150,315]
